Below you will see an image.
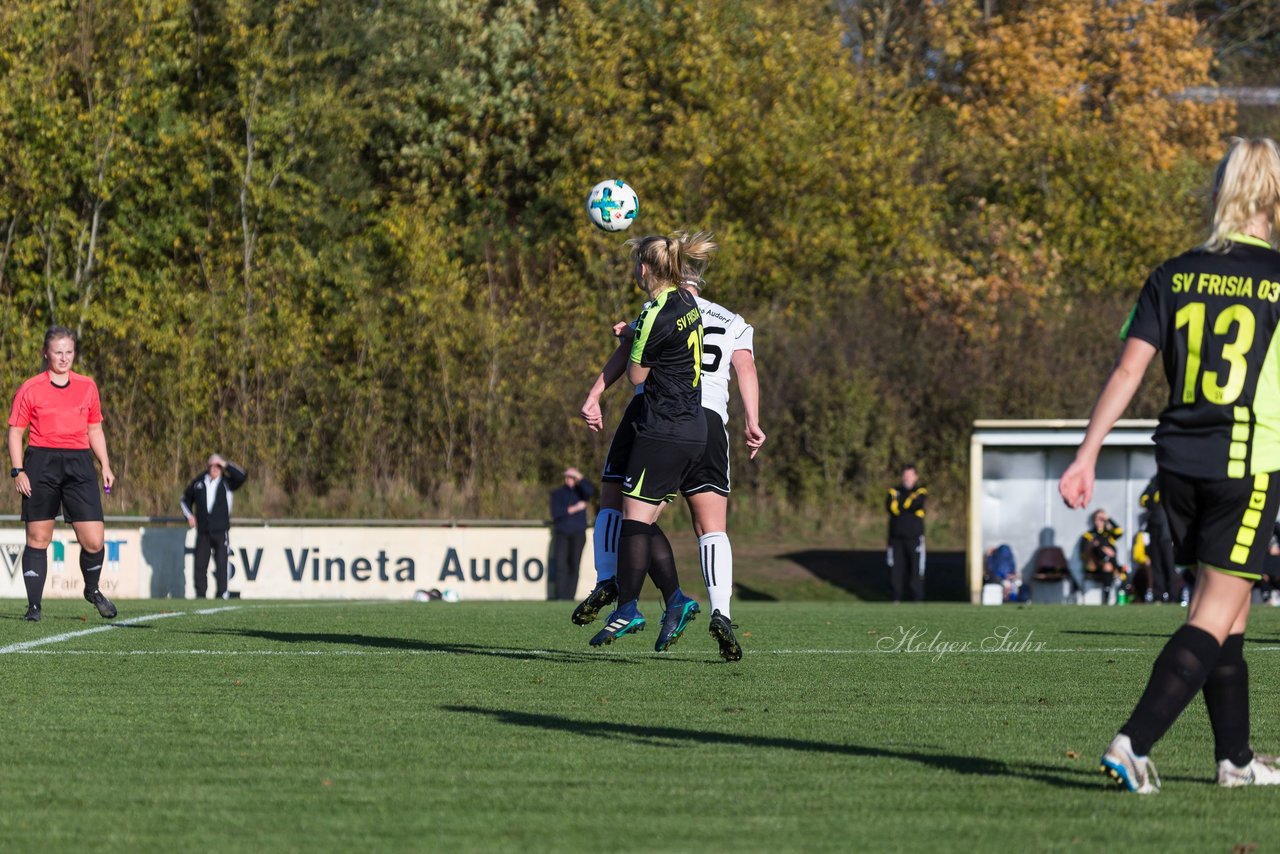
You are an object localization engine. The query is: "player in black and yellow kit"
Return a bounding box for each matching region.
[589,232,714,652]
[1139,476,1179,603]
[1078,509,1124,602]
[885,465,927,602]
[1060,138,1280,793]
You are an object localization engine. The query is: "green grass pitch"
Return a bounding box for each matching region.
[3,599,1280,852]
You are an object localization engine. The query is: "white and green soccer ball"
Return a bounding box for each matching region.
[586,179,639,232]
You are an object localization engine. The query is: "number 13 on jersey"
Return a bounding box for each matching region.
[1175,301,1256,405]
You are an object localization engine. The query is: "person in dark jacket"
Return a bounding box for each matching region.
[1140,476,1179,603]
[550,466,595,600]
[886,464,927,602]
[180,454,248,599]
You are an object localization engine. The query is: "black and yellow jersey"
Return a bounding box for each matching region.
[1139,477,1167,529]
[886,484,926,539]
[1124,233,1280,479]
[630,286,707,443]
[1080,522,1123,569]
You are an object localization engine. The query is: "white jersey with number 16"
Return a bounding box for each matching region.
[694,296,753,424]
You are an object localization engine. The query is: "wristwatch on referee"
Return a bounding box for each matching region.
[10,467,21,478]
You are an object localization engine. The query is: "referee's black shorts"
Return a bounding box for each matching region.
[1159,468,1280,581]
[22,447,104,523]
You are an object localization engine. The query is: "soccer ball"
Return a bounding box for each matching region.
[586,179,639,232]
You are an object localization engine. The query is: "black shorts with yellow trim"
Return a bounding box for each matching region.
[601,395,644,483]
[1159,468,1280,581]
[22,447,104,524]
[621,435,706,506]
[681,408,730,497]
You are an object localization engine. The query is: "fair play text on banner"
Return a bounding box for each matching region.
[0,528,141,599]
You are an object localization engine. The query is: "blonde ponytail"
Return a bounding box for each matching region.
[1205,137,1280,252]
[628,230,718,291]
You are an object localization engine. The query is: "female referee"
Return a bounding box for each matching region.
[1060,138,1280,793]
[576,278,765,660]
[584,232,714,652]
[8,325,117,621]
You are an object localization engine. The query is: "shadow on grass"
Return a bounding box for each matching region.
[1061,629,1179,641]
[1065,628,1280,648]
[782,550,969,602]
[0,613,149,625]
[732,582,776,602]
[186,628,635,665]
[443,705,1103,789]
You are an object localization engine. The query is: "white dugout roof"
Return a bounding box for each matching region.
[967,419,1159,603]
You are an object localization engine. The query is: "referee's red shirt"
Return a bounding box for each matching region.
[8,371,102,450]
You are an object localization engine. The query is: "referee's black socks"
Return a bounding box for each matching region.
[617,520,654,605]
[1121,624,1221,756]
[1204,633,1253,768]
[21,546,47,608]
[80,547,105,594]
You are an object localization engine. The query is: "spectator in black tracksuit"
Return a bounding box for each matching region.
[886,464,927,602]
[1140,476,1179,603]
[550,466,595,600]
[181,453,247,599]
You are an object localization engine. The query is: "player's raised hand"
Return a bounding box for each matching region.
[1058,456,1095,509]
[745,422,766,459]
[580,396,604,432]
[613,321,634,340]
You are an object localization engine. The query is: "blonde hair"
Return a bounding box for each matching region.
[627,230,718,292]
[1205,137,1280,252]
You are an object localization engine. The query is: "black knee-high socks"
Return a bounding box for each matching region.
[617,520,683,607]
[22,546,47,607]
[80,547,105,595]
[1204,633,1253,767]
[1121,624,1221,755]
[617,520,653,604]
[646,525,680,604]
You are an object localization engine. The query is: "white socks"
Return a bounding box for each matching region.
[593,508,622,582]
[699,531,732,617]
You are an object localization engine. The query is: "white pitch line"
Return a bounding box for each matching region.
[0,606,241,655]
[1,645,1180,658]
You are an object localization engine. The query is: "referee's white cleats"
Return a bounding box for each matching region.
[1218,754,1280,787]
[1100,734,1160,794]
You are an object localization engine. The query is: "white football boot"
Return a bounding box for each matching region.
[1100,734,1161,794]
[1217,753,1280,787]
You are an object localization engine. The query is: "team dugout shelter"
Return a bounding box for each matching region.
[967,419,1159,603]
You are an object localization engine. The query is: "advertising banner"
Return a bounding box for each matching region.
[0,523,571,601]
[0,527,143,599]
[209,526,553,600]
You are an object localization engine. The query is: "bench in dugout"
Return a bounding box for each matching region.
[1029,546,1075,604]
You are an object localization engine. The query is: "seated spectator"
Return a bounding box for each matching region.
[984,544,1024,602]
[1080,508,1125,604]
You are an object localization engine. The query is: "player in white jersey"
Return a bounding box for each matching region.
[576,283,765,660]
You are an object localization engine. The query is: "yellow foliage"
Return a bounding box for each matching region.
[937,0,1232,171]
